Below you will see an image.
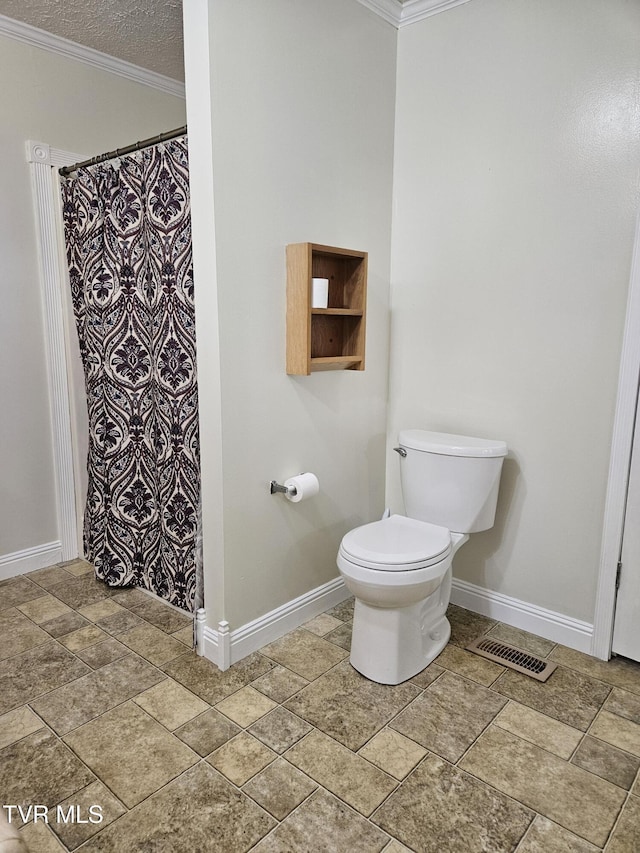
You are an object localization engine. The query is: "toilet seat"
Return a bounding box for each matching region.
[340,514,451,572]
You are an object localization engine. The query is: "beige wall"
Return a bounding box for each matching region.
[0,34,185,557]
[387,0,640,622]
[188,0,397,628]
[9,0,636,638]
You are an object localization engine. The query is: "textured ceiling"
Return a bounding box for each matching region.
[0,0,185,81]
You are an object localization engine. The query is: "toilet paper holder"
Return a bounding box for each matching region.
[270,479,297,498]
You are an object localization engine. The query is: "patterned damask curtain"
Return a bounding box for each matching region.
[61,137,201,612]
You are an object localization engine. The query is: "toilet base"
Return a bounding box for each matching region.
[349,597,451,685]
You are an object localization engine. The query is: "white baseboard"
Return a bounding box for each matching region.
[201,574,594,672]
[202,624,225,670]
[202,576,351,671]
[451,577,593,654]
[0,541,63,582]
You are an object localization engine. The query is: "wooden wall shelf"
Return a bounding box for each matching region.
[286,243,368,375]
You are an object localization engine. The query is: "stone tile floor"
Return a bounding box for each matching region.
[1,561,640,851]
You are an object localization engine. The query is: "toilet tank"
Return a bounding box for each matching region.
[397,430,508,533]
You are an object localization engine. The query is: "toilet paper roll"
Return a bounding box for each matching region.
[284,472,320,503]
[311,278,329,309]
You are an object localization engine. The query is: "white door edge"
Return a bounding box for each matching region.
[592,207,640,660]
[26,141,86,562]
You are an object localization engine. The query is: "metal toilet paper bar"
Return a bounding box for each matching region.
[270,479,297,498]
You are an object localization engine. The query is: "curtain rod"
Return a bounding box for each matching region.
[58,125,187,177]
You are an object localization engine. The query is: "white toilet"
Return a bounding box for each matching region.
[337,429,508,685]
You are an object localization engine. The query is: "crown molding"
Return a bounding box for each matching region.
[357,0,473,28]
[399,0,472,27]
[0,14,185,99]
[1,4,476,89]
[356,0,403,26]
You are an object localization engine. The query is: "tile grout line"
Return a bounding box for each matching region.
[4,572,640,852]
[452,733,622,850]
[12,726,118,853]
[278,730,402,833]
[22,650,167,737]
[63,736,233,849]
[511,815,539,853]
[3,576,336,849]
[462,692,637,843]
[206,710,406,853]
[0,609,106,811]
[71,760,212,851]
[490,701,595,767]
[373,747,540,852]
[13,605,200,744]
[240,615,633,849]
[46,773,128,853]
[580,701,640,766]
[602,785,634,852]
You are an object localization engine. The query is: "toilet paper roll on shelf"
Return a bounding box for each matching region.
[311,278,329,309]
[270,472,320,502]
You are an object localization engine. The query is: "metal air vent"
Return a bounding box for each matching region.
[466,637,557,682]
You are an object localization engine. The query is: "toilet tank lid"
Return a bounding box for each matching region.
[399,430,508,458]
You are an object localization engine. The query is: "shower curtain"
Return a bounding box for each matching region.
[61,136,202,613]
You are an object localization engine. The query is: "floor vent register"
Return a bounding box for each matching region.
[466,637,557,682]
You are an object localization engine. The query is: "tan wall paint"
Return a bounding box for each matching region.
[190,0,397,628]
[10,0,636,638]
[0,35,185,556]
[387,0,640,622]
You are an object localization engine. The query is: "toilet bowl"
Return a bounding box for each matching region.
[337,430,507,685]
[338,514,467,684]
